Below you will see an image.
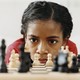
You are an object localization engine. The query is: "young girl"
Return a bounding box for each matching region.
[5,1,78,64]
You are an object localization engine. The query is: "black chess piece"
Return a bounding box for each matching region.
[1,39,6,60]
[56,49,68,72]
[0,60,8,73]
[18,60,30,73]
[77,54,80,68]
[18,44,32,73]
[0,39,8,73]
[24,52,33,67]
[52,56,58,71]
[70,56,79,73]
[60,56,68,72]
[19,43,25,60]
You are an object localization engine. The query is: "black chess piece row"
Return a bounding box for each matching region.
[52,53,80,73]
[0,39,33,73]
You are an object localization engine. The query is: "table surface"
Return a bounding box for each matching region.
[0,72,80,80]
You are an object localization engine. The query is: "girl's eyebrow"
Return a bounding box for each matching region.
[47,36,60,39]
[28,35,39,38]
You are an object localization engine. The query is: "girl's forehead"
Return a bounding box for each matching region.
[27,20,62,37]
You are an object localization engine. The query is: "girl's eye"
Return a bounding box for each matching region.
[48,40,58,44]
[29,38,38,43]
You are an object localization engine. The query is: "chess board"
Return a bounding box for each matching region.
[0,71,80,80]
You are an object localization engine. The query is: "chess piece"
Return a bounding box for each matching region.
[24,43,29,52]
[52,56,58,71]
[70,56,79,73]
[8,50,16,68]
[8,49,20,68]
[1,39,6,60]
[45,53,53,67]
[0,60,8,73]
[58,46,68,72]
[65,46,69,53]
[0,39,8,73]
[77,54,80,68]
[19,52,32,72]
[58,46,65,66]
[67,52,75,72]
[24,52,32,67]
[18,44,31,73]
[32,53,41,66]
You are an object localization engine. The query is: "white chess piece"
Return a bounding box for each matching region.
[24,43,29,52]
[65,46,69,53]
[45,53,53,67]
[61,46,64,51]
[8,49,16,68]
[32,53,41,66]
[31,53,48,73]
[67,52,75,68]
[61,46,69,55]
[8,49,20,68]
[15,53,20,68]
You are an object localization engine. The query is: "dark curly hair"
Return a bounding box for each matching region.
[21,1,73,39]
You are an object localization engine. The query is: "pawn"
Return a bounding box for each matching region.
[32,53,41,66]
[45,53,53,67]
[8,50,20,68]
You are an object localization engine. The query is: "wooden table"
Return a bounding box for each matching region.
[0,72,80,80]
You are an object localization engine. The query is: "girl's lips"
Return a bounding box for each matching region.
[39,59,47,63]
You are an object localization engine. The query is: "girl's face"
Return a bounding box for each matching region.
[25,20,65,63]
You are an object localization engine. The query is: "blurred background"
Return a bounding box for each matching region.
[0,0,80,54]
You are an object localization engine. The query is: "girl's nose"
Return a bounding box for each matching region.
[36,41,48,54]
